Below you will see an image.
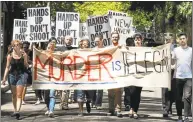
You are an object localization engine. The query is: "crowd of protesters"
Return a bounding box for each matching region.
[1,32,192,122]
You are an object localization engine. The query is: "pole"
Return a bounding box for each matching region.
[192,2,193,116]
[0,1,2,117]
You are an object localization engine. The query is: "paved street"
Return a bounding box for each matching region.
[1,87,191,122]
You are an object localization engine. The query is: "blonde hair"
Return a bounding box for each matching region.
[11,40,23,48]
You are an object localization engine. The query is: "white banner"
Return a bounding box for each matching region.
[55,12,79,47]
[108,10,127,17]
[12,19,28,41]
[109,16,133,45]
[26,7,51,42]
[32,44,171,90]
[87,15,111,48]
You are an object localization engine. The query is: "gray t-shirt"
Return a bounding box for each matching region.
[173,46,192,79]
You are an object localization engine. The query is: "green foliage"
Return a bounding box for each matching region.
[20,1,75,18]
[73,2,129,22]
[73,1,152,31]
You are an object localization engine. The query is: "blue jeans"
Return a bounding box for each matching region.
[44,89,55,112]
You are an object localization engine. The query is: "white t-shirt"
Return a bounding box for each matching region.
[173,46,192,79]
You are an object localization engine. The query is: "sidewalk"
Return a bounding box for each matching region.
[1,87,187,122]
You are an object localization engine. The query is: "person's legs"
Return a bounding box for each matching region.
[108,89,115,114]
[85,90,94,113]
[124,87,131,111]
[44,90,50,110]
[95,90,103,108]
[59,90,69,110]
[133,87,142,113]
[92,90,96,107]
[11,86,17,113]
[183,78,192,117]
[48,89,55,117]
[77,90,85,116]
[114,88,122,112]
[35,90,42,104]
[162,88,170,117]
[8,74,17,113]
[49,89,56,112]
[73,90,77,103]
[128,86,136,118]
[22,86,27,104]
[16,85,24,112]
[175,79,185,119]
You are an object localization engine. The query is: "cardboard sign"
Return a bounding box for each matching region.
[55,12,79,47]
[79,23,88,38]
[12,19,28,41]
[109,16,133,45]
[87,15,111,48]
[26,7,51,42]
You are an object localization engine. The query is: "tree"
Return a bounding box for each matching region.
[73,2,152,31]
[20,1,75,18]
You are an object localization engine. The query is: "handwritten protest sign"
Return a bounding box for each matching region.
[26,7,51,42]
[32,43,171,90]
[55,12,79,47]
[108,10,127,17]
[87,15,111,48]
[12,19,28,41]
[109,16,133,45]
[79,23,88,38]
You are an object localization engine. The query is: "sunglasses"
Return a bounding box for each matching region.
[13,44,20,47]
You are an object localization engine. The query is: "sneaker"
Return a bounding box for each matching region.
[107,110,114,116]
[48,111,54,118]
[35,100,41,105]
[78,112,84,117]
[133,112,139,119]
[184,117,190,122]
[15,112,20,120]
[96,106,102,110]
[125,105,130,111]
[45,110,49,115]
[115,111,122,118]
[22,101,26,105]
[163,110,168,117]
[177,116,183,122]
[11,112,16,117]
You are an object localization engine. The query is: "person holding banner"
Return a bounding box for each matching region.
[127,33,143,119]
[124,37,134,111]
[1,40,29,120]
[76,37,94,116]
[162,36,177,117]
[43,38,60,118]
[173,33,192,122]
[32,43,44,105]
[56,36,76,110]
[92,35,104,110]
[107,31,123,118]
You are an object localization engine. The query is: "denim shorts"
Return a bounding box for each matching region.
[8,73,26,86]
[77,90,94,102]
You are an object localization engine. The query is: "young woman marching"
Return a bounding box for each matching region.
[1,40,29,120]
